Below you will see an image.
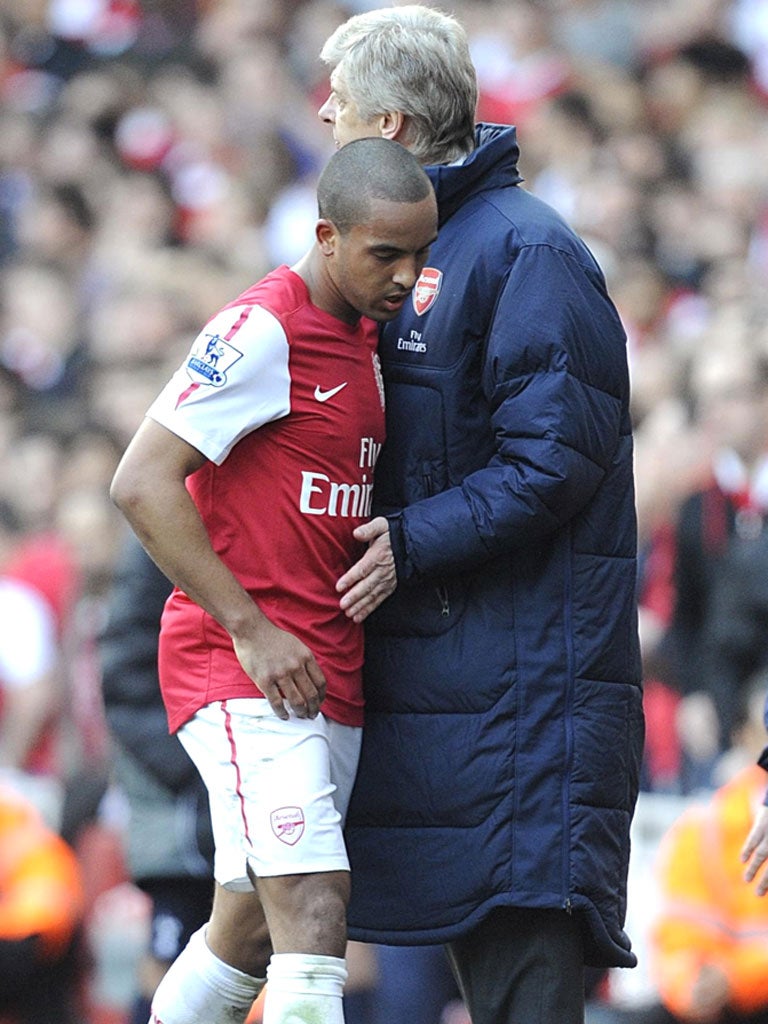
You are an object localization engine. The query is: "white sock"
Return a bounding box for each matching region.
[149,925,265,1024]
[263,953,347,1024]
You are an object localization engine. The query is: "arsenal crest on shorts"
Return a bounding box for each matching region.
[412,267,443,316]
[270,806,306,846]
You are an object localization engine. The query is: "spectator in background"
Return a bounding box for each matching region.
[0,497,78,791]
[0,418,124,843]
[0,779,85,1024]
[633,384,706,793]
[729,557,768,900]
[699,500,768,767]
[659,343,768,788]
[99,531,215,1024]
[644,673,768,1024]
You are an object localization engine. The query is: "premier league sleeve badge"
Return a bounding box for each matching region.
[186,330,244,387]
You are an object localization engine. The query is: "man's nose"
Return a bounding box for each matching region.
[393,260,419,290]
[318,96,334,123]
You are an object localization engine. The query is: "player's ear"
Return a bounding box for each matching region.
[316,219,338,255]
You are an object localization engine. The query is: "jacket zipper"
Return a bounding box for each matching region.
[422,464,450,617]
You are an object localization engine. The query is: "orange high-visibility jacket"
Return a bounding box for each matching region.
[651,764,768,1017]
[0,785,85,957]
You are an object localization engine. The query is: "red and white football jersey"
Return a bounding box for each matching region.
[147,266,386,731]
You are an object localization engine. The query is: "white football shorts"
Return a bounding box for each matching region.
[177,697,362,890]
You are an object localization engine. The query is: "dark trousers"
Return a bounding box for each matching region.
[446,907,585,1024]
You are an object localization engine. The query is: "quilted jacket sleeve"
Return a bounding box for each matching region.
[388,242,629,582]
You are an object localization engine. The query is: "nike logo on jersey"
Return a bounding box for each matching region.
[314,382,348,402]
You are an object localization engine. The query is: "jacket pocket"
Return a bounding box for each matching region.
[368,462,466,636]
[367,572,467,637]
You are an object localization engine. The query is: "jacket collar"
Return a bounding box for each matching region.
[425,123,523,227]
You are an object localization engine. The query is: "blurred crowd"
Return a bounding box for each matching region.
[1,0,768,1022]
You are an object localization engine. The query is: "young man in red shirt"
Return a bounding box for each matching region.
[110,137,437,1024]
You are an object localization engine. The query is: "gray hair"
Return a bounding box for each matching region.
[320,5,477,165]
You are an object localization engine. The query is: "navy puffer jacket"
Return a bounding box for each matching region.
[344,124,645,968]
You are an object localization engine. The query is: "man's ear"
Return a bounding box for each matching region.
[379,110,407,143]
[316,219,338,255]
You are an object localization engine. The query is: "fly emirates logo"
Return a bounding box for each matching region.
[299,437,381,518]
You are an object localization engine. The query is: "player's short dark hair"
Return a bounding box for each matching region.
[317,137,434,234]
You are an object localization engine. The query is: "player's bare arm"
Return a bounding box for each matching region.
[337,516,397,623]
[110,418,326,720]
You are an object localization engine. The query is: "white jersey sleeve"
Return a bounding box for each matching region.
[147,303,291,465]
[0,580,57,686]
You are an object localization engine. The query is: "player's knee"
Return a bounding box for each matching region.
[209,887,272,975]
[259,872,349,956]
[290,871,348,916]
[298,889,348,956]
[304,877,348,933]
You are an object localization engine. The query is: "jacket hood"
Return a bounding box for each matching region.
[426,123,523,226]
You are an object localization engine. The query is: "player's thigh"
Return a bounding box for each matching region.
[178,699,361,888]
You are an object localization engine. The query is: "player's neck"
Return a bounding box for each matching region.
[292,251,360,326]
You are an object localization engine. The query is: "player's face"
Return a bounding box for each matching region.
[327,195,438,323]
[318,66,382,149]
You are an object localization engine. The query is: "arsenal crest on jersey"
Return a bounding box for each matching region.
[270,806,305,846]
[412,267,443,316]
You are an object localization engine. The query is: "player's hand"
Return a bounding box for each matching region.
[742,804,768,895]
[337,517,397,623]
[232,621,326,721]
